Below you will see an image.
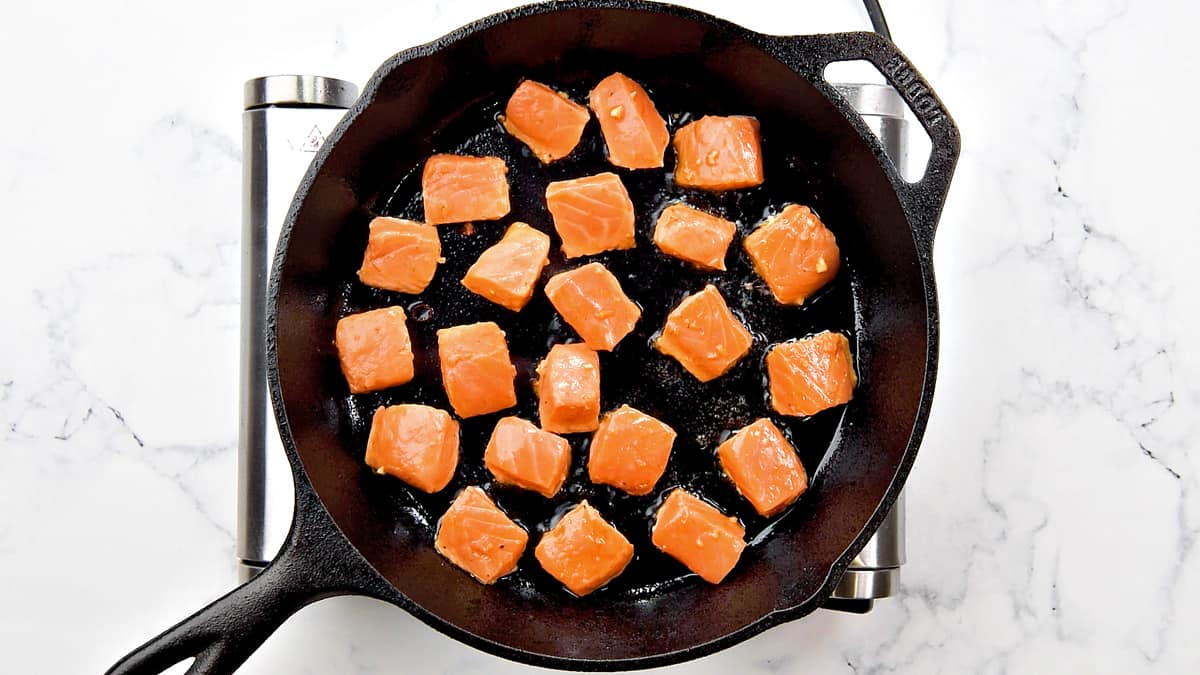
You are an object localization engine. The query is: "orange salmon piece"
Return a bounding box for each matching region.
[422,154,510,226]
[767,331,856,417]
[673,115,764,191]
[484,416,571,498]
[544,262,641,351]
[545,172,636,258]
[436,486,528,584]
[717,418,807,516]
[365,404,459,493]
[654,284,752,382]
[501,80,591,163]
[743,204,840,305]
[437,322,517,418]
[653,203,737,271]
[461,222,551,311]
[589,72,670,169]
[651,489,746,584]
[587,404,676,496]
[335,306,414,394]
[537,343,601,434]
[535,501,634,596]
[357,217,443,293]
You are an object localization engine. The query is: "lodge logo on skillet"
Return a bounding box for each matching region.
[882,57,946,126]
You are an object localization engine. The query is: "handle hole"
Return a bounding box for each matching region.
[162,658,195,674]
[823,60,932,183]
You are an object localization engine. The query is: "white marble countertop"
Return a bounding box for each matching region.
[2,0,1198,672]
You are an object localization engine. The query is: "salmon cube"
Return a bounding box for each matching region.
[461,222,551,311]
[535,501,634,596]
[717,418,808,516]
[544,262,641,351]
[767,331,856,417]
[587,405,676,496]
[545,172,636,258]
[437,322,517,418]
[653,203,737,271]
[357,217,443,293]
[436,486,528,584]
[654,284,753,382]
[651,489,746,584]
[501,80,591,163]
[335,307,414,394]
[422,154,510,226]
[589,72,670,169]
[673,115,764,191]
[537,343,601,434]
[365,404,459,493]
[743,204,840,305]
[484,416,572,497]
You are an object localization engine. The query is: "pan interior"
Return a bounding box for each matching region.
[274,4,929,665]
[337,66,859,595]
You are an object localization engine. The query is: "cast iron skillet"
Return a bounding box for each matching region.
[109,1,959,672]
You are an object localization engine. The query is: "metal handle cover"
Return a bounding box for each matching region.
[240,79,356,576]
[771,31,961,249]
[106,491,381,675]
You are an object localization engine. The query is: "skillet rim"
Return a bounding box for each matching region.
[267,0,949,668]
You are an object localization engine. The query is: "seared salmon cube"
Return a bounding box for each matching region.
[587,404,676,496]
[717,418,807,516]
[365,404,459,493]
[436,486,528,584]
[544,262,641,351]
[651,489,746,584]
[484,416,571,497]
[743,204,840,305]
[767,331,856,416]
[673,115,764,191]
[537,343,601,434]
[654,284,753,382]
[357,217,443,294]
[545,172,636,258]
[437,322,517,418]
[535,501,634,596]
[461,222,551,311]
[422,154,510,226]
[589,72,670,169]
[335,306,414,394]
[653,203,737,271]
[501,80,591,163]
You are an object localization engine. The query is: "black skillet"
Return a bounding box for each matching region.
[108,1,959,672]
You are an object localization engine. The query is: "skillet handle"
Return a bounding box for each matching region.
[770,32,961,247]
[106,490,382,675]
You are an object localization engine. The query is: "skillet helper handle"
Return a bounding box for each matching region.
[106,492,380,675]
[772,32,961,246]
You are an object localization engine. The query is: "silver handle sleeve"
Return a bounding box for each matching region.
[239,76,357,580]
[828,83,909,603]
